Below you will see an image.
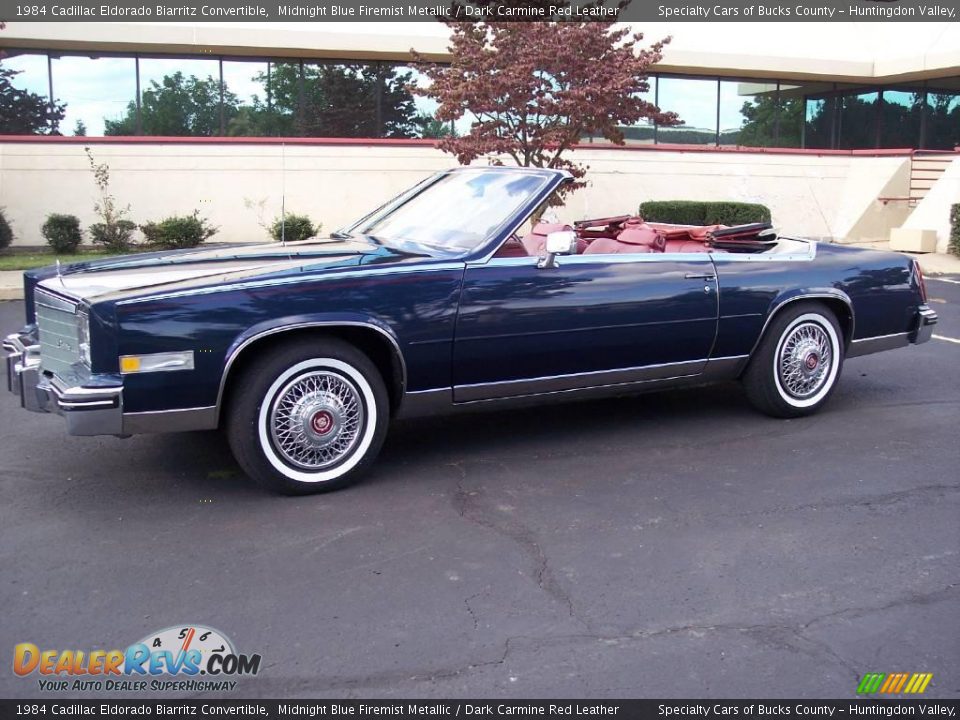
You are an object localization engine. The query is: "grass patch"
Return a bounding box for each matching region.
[0,250,121,272]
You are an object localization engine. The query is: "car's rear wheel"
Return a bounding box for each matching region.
[226,338,389,494]
[743,302,844,418]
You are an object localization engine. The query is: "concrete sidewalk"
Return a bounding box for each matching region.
[0,271,23,301]
[0,247,957,301]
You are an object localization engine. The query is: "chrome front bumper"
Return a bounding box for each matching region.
[912,304,938,344]
[4,330,123,436]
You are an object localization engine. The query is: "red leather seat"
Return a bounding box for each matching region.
[663,239,710,253]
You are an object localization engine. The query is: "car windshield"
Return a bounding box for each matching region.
[343,169,555,256]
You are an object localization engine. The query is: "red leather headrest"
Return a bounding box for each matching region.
[531,222,573,236]
[617,224,664,250]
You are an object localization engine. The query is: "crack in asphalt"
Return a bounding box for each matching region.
[464,591,484,631]
[225,583,958,696]
[450,461,588,630]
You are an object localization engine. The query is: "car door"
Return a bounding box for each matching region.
[452,252,719,402]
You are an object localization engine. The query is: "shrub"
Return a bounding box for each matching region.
[42,214,83,253]
[85,147,135,251]
[141,212,218,250]
[270,214,317,243]
[0,208,12,250]
[639,200,772,226]
[950,204,960,257]
[89,220,137,252]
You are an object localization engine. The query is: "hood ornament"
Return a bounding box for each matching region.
[56,259,65,286]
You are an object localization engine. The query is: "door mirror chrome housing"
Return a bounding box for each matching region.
[538,230,578,269]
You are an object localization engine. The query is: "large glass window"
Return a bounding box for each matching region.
[879,89,924,149]
[388,64,450,139]
[837,90,879,149]
[924,78,960,150]
[656,76,718,145]
[51,55,136,136]
[612,76,657,145]
[221,58,269,137]
[293,62,379,138]
[719,80,778,146]
[4,48,957,148]
[132,57,223,136]
[0,52,59,135]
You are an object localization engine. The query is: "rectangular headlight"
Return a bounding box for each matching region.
[119,351,194,375]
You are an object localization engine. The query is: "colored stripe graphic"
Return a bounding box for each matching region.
[857,674,885,694]
[858,672,932,694]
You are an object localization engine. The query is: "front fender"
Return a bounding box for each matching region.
[217,311,406,411]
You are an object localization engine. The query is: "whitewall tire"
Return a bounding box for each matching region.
[227,338,389,494]
[743,303,845,418]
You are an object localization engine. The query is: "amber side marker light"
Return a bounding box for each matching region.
[119,351,195,374]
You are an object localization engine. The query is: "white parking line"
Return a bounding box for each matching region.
[928,277,960,285]
[933,334,960,345]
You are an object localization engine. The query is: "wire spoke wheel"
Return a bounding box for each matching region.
[268,370,365,471]
[777,321,833,399]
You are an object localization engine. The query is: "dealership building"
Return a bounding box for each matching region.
[0,21,958,251]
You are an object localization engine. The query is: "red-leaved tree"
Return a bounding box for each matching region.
[413,17,675,200]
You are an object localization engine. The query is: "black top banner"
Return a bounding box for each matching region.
[0,0,956,22]
[1,699,959,719]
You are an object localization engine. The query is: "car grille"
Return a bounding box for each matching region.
[35,289,80,377]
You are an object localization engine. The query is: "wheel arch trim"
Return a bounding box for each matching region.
[748,289,855,361]
[215,317,407,423]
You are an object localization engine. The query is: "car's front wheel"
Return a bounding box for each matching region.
[226,338,389,494]
[743,302,844,418]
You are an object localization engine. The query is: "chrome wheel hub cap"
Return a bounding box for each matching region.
[269,371,364,470]
[779,323,832,398]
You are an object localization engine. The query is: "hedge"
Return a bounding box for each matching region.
[950,204,960,257]
[639,200,772,226]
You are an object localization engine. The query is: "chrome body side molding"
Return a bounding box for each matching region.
[396,356,748,419]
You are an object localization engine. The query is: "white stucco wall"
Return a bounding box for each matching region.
[0,141,910,247]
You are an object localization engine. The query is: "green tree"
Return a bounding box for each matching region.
[230,62,419,138]
[105,71,239,136]
[926,93,960,149]
[737,94,804,147]
[73,119,87,136]
[0,64,66,135]
[414,113,453,139]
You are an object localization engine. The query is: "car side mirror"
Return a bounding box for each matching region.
[538,230,578,269]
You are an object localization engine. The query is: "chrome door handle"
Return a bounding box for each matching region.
[685,273,716,281]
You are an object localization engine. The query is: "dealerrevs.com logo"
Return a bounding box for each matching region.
[13,625,261,693]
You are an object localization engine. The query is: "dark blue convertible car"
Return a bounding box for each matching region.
[4,167,938,493]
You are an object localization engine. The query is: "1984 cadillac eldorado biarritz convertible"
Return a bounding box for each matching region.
[4,167,939,493]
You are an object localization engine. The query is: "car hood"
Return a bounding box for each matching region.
[31,237,432,303]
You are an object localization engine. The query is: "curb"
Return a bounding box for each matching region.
[0,288,23,301]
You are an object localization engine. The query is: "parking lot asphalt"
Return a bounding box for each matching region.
[1,280,958,700]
